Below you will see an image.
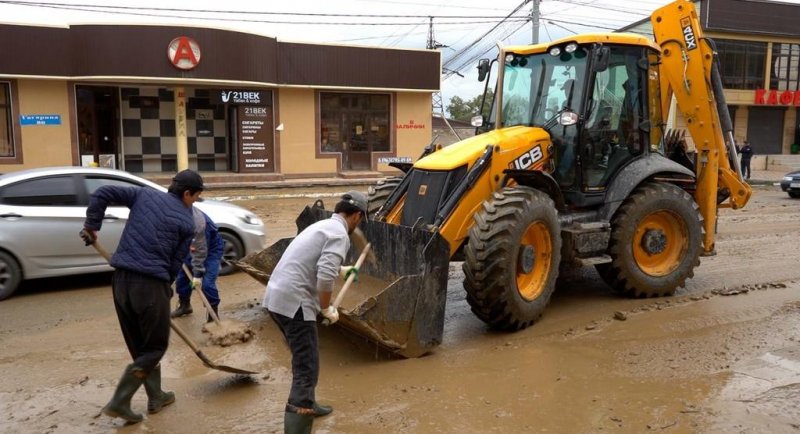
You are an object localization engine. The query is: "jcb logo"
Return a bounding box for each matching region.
[680,17,697,51]
[510,145,544,170]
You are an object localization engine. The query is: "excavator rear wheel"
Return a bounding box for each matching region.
[463,187,561,331]
[596,182,702,297]
[366,176,403,217]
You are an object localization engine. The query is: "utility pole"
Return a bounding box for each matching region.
[427,17,461,141]
[531,0,541,44]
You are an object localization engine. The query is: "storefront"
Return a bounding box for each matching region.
[0,24,439,178]
[620,0,800,156]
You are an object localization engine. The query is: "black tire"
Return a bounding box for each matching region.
[367,176,403,217]
[789,191,800,199]
[596,182,702,297]
[219,231,244,276]
[0,251,22,301]
[463,187,561,331]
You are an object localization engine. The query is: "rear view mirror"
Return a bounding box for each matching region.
[470,115,484,127]
[477,59,490,82]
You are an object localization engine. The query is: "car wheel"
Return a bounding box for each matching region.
[789,191,800,199]
[219,231,244,276]
[0,251,22,301]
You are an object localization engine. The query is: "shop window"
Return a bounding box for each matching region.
[319,92,390,154]
[0,82,14,158]
[716,40,766,90]
[770,43,800,92]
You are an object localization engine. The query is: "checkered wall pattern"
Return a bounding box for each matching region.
[121,87,228,173]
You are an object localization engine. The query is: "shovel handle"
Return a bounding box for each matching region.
[182,264,222,326]
[332,242,372,309]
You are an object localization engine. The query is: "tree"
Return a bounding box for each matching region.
[446,89,494,121]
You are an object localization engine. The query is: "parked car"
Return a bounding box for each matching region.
[780,170,800,199]
[0,167,267,300]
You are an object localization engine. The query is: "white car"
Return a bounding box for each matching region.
[0,167,267,300]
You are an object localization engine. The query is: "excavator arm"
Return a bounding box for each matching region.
[651,0,752,255]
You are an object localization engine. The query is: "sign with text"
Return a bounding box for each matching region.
[378,156,412,164]
[20,114,61,126]
[213,90,263,105]
[754,89,800,106]
[237,105,274,173]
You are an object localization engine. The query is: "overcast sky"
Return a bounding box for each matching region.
[2,0,799,112]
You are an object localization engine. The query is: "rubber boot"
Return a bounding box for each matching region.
[143,364,175,414]
[171,297,193,318]
[206,304,219,323]
[312,402,333,417]
[102,364,145,423]
[284,411,313,434]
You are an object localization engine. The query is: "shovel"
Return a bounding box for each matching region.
[323,242,372,326]
[89,239,258,375]
[182,264,221,325]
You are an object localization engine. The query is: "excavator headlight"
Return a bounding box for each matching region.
[549,47,561,56]
[565,43,578,53]
[505,54,515,63]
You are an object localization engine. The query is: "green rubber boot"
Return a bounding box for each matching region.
[171,297,193,318]
[102,364,145,423]
[143,364,175,414]
[284,411,313,434]
[312,402,333,417]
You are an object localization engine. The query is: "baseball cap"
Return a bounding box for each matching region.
[172,169,204,190]
[341,191,368,214]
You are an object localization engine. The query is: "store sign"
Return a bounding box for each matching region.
[20,114,61,126]
[754,89,800,106]
[395,120,426,129]
[237,105,275,173]
[215,90,263,105]
[378,157,412,164]
[167,36,201,70]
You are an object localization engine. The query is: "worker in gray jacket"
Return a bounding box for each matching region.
[263,191,367,434]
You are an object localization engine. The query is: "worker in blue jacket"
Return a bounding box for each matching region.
[172,208,225,321]
[80,169,203,424]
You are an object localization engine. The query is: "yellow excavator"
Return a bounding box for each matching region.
[241,0,751,357]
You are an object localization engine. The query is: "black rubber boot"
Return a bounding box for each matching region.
[284,411,313,434]
[171,297,193,318]
[312,402,333,417]
[143,364,175,414]
[206,304,219,323]
[102,364,145,423]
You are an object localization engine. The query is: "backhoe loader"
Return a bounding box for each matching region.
[240,0,751,358]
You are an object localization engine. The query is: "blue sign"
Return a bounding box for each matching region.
[20,115,61,126]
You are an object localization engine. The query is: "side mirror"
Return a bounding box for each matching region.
[592,46,610,72]
[558,111,579,126]
[471,115,484,127]
[477,59,490,82]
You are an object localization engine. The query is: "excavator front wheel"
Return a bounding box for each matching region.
[463,187,561,331]
[597,182,702,297]
[366,176,403,217]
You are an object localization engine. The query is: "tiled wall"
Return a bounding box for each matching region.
[121,87,228,173]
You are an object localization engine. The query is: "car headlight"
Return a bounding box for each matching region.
[241,213,262,226]
[783,176,794,181]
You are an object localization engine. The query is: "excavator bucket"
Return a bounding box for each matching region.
[236,202,450,358]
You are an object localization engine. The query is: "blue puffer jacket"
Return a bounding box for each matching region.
[85,186,195,282]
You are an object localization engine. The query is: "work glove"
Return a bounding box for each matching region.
[339,265,359,282]
[79,228,97,246]
[191,277,202,292]
[320,306,339,326]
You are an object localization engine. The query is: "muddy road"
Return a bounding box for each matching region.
[1,185,799,433]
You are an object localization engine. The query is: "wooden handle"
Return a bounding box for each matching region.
[182,264,221,325]
[169,320,201,352]
[332,243,372,309]
[93,241,112,263]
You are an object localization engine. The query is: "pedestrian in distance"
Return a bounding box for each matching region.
[263,191,368,434]
[79,169,204,424]
[172,207,225,322]
[738,140,754,180]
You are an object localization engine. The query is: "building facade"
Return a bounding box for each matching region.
[0,23,440,179]
[621,0,800,157]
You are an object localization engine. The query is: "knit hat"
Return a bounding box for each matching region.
[172,169,204,190]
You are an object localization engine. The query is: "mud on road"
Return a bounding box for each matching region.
[1,185,799,433]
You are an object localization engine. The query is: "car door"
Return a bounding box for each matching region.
[0,174,90,277]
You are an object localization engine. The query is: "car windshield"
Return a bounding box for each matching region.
[500,47,588,128]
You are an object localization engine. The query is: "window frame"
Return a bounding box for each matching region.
[0,80,23,164]
[715,39,767,90]
[770,43,800,92]
[317,91,393,155]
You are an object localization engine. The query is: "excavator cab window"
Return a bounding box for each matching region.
[579,45,655,190]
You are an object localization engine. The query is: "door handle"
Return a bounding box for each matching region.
[103,214,120,221]
[0,213,23,219]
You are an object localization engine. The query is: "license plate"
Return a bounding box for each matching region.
[791,182,800,188]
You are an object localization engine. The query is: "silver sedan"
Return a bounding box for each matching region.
[0,167,267,300]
